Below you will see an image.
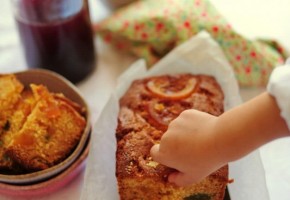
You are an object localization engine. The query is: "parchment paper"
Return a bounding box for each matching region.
[81,31,269,200]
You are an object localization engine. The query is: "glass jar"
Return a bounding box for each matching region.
[101,0,136,9]
[11,0,96,84]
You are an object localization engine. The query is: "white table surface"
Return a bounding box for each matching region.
[0,0,290,199]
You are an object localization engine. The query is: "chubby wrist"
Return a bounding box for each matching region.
[205,116,232,165]
[213,112,256,163]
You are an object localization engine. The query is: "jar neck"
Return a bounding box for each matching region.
[12,0,85,23]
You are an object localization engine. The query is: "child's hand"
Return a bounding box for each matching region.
[150,92,290,187]
[150,109,226,186]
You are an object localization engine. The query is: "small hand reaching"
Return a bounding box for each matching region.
[150,92,289,187]
[150,109,226,186]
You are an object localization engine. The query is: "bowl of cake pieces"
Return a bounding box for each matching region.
[0,69,91,197]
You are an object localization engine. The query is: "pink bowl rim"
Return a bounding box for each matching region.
[0,137,90,197]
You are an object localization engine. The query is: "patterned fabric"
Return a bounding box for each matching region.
[95,0,287,86]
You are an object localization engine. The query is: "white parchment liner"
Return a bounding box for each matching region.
[81,31,269,200]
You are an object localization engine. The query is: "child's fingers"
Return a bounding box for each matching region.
[168,171,195,187]
[150,144,161,162]
[150,144,173,167]
[150,143,180,170]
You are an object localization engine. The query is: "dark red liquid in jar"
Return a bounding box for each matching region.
[15,0,96,84]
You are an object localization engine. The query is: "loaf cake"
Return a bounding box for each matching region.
[0,74,86,174]
[116,74,228,200]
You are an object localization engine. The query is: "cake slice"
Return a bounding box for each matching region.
[0,74,24,132]
[6,84,86,171]
[0,75,25,172]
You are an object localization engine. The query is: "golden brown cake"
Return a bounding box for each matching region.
[0,74,24,131]
[0,74,86,174]
[6,84,86,171]
[116,74,228,200]
[0,75,25,172]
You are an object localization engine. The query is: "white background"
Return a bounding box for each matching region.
[0,0,290,199]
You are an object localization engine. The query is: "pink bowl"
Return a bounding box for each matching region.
[0,138,89,197]
[0,69,91,196]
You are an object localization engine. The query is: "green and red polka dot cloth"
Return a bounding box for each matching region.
[95,0,288,87]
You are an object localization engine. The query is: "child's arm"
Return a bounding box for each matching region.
[150,92,289,186]
[216,92,289,162]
